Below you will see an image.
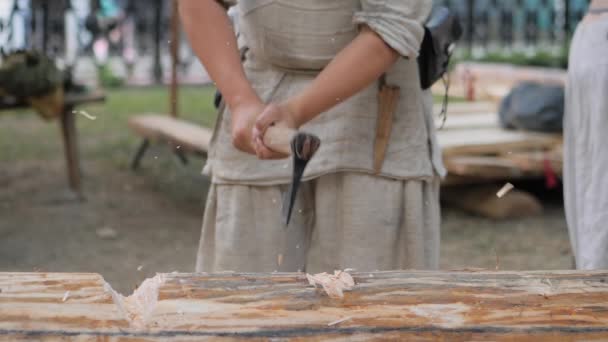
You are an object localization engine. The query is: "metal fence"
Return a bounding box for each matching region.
[0,0,591,85]
[1,0,202,85]
[437,0,590,55]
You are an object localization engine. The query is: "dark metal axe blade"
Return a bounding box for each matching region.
[262,126,321,227]
[281,132,321,226]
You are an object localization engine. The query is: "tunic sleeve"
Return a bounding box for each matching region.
[353,0,432,58]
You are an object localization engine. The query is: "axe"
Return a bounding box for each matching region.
[263,125,321,226]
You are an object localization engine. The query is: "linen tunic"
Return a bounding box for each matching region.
[203,0,446,184]
[195,0,443,273]
[564,16,608,269]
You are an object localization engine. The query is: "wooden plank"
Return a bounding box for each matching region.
[453,63,567,88]
[438,128,562,157]
[1,91,105,111]
[502,147,563,176]
[433,101,498,115]
[128,114,212,155]
[435,112,499,130]
[442,63,567,102]
[444,156,530,179]
[442,146,563,180]
[2,271,608,340]
[64,91,106,107]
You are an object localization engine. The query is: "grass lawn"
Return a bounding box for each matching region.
[0,85,217,163]
[0,85,218,204]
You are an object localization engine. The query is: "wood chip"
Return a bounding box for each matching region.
[306,270,355,299]
[328,316,352,326]
[72,110,97,120]
[496,183,514,198]
[62,291,70,302]
[277,254,283,266]
[96,227,118,239]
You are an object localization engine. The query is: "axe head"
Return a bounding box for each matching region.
[282,132,321,226]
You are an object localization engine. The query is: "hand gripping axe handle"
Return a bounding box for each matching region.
[263,125,321,226]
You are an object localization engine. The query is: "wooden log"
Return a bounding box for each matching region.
[2,271,608,340]
[442,185,543,219]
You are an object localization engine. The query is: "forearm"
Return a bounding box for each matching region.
[288,26,400,127]
[179,0,259,109]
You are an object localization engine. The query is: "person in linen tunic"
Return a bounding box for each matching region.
[179,0,444,273]
[564,0,608,269]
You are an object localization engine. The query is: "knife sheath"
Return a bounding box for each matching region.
[373,79,401,174]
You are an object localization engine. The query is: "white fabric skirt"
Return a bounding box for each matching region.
[564,16,608,269]
[196,172,441,273]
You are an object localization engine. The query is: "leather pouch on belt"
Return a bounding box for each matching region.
[373,77,401,174]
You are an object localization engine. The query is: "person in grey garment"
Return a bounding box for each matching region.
[179,0,444,273]
[564,0,608,269]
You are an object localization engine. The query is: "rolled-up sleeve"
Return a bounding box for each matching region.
[353,0,432,58]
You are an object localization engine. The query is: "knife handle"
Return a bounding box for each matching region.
[262,125,296,156]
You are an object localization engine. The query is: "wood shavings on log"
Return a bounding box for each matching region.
[62,290,70,302]
[328,316,352,326]
[496,182,514,198]
[306,270,355,299]
[104,274,165,329]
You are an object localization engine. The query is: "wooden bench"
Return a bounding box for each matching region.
[128,114,213,170]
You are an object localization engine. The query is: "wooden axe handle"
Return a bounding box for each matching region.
[262,125,297,155]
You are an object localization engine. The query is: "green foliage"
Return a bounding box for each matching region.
[0,50,63,98]
[97,64,125,88]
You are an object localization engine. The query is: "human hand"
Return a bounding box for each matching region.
[252,102,300,160]
[230,100,266,155]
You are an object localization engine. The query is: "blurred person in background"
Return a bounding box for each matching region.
[564,0,608,269]
[85,0,135,68]
[179,0,444,274]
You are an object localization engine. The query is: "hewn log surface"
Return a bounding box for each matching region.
[2,271,608,341]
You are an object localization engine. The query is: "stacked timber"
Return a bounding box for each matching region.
[435,103,562,186]
[1,271,608,340]
[433,62,567,102]
[434,102,562,218]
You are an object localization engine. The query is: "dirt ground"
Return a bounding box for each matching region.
[0,156,573,295]
[0,88,573,294]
